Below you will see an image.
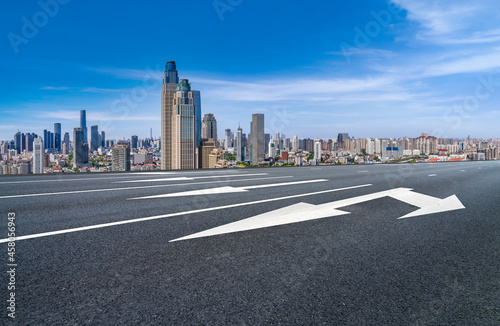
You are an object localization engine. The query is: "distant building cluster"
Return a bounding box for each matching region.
[1,61,500,175]
[0,110,162,175]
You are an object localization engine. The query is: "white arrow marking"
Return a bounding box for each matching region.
[115,173,269,183]
[0,184,371,243]
[170,188,465,242]
[129,179,329,199]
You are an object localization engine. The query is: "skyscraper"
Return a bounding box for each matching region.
[194,90,201,149]
[314,141,322,161]
[24,133,36,152]
[101,131,105,148]
[171,79,200,170]
[161,61,179,170]
[112,142,131,172]
[73,127,89,168]
[63,132,70,154]
[131,135,138,149]
[225,129,232,149]
[201,113,217,142]
[54,123,61,152]
[90,125,99,151]
[48,131,54,149]
[33,137,44,174]
[14,132,22,154]
[80,110,88,143]
[337,133,349,150]
[264,133,270,155]
[236,125,244,162]
[251,114,264,165]
[43,130,48,149]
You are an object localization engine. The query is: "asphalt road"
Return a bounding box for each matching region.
[1,161,499,325]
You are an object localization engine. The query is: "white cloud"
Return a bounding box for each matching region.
[34,110,158,122]
[327,48,396,58]
[391,0,478,35]
[391,0,500,45]
[41,86,131,93]
[421,49,500,77]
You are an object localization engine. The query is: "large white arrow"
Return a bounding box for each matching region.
[129,179,328,199]
[170,188,465,242]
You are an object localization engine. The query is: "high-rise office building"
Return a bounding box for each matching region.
[264,133,270,155]
[42,130,53,150]
[225,129,232,149]
[80,110,88,143]
[43,130,48,149]
[236,125,244,162]
[201,113,217,142]
[314,141,322,161]
[292,135,299,152]
[90,125,100,152]
[54,123,61,152]
[171,79,200,170]
[112,142,131,172]
[194,91,201,149]
[101,131,105,148]
[33,138,44,174]
[199,138,216,169]
[62,132,70,154]
[269,142,276,158]
[48,131,54,149]
[73,127,89,167]
[160,61,179,170]
[24,133,36,152]
[14,132,22,154]
[251,114,264,164]
[337,133,349,150]
[131,135,138,149]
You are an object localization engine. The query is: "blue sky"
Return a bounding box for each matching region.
[1,0,500,141]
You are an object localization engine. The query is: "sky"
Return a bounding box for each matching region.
[1,0,500,141]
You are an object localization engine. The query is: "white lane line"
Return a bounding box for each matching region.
[0,176,291,199]
[114,173,268,183]
[129,179,329,199]
[428,174,437,177]
[0,171,255,185]
[358,171,369,173]
[0,175,175,185]
[0,184,373,243]
[460,170,466,172]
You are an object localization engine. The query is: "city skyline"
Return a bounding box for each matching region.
[2,1,500,140]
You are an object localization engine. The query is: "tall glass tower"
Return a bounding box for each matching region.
[236,125,244,162]
[54,123,61,152]
[90,125,99,151]
[251,114,265,164]
[80,110,87,143]
[73,127,89,167]
[161,61,179,170]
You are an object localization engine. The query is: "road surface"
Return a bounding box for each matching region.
[1,161,499,324]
